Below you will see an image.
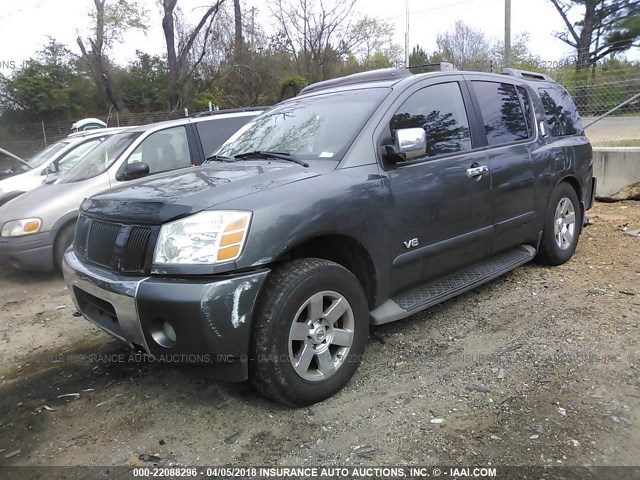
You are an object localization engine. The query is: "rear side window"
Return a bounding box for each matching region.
[196,115,257,157]
[472,81,530,146]
[390,82,472,157]
[538,86,584,136]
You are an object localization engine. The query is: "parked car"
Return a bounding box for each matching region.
[70,118,107,133]
[0,148,31,181]
[0,128,132,207]
[62,67,595,406]
[0,108,264,272]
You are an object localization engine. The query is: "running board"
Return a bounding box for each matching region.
[370,245,536,325]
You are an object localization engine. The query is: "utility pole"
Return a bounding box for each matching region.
[504,0,512,68]
[405,0,410,67]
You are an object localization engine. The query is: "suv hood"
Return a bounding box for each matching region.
[82,161,324,224]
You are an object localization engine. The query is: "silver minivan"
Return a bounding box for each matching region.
[0,109,264,272]
[0,128,130,206]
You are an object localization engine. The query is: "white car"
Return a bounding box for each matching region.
[0,128,130,206]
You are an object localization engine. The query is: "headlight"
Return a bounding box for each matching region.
[153,211,252,265]
[1,218,42,237]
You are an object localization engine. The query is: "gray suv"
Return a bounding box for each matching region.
[63,67,595,406]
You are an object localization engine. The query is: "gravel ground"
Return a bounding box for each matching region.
[0,201,639,470]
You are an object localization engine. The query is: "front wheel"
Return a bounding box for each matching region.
[54,222,76,273]
[250,258,369,407]
[536,182,582,266]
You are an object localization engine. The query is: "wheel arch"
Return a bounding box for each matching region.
[274,234,378,309]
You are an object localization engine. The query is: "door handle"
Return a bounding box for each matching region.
[466,165,489,179]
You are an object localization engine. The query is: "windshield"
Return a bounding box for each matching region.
[216,88,389,160]
[27,141,70,168]
[61,132,141,183]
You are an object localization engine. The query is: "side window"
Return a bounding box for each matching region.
[472,81,530,146]
[0,155,28,176]
[57,139,102,173]
[516,86,533,137]
[196,116,255,158]
[538,86,584,137]
[390,82,472,157]
[126,126,191,174]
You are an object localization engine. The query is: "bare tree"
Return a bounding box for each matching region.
[549,0,640,72]
[270,0,360,82]
[77,0,147,112]
[161,0,226,109]
[436,21,492,71]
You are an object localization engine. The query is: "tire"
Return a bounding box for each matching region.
[54,223,76,273]
[250,258,369,407]
[536,182,582,266]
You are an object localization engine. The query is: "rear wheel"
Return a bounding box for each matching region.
[54,223,75,272]
[536,182,581,266]
[250,258,369,407]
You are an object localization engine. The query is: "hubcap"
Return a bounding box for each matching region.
[554,197,576,250]
[288,290,355,382]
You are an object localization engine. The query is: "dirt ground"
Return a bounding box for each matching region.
[0,201,639,470]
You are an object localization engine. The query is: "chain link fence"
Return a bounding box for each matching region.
[0,110,188,159]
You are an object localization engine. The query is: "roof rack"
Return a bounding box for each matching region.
[502,68,555,82]
[407,62,457,72]
[299,68,412,95]
[191,106,267,118]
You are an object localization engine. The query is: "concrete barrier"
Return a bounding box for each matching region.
[592,147,640,201]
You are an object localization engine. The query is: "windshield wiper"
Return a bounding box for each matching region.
[234,151,309,167]
[205,154,235,163]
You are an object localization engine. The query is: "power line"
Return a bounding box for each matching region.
[377,0,499,23]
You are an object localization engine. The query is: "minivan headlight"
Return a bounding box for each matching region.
[153,211,252,265]
[1,218,42,237]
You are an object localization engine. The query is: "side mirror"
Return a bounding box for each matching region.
[122,162,150,180]
[385,128,427,162]
[46,163,59,175]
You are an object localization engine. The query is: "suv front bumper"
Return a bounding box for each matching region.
[62,250,269,381]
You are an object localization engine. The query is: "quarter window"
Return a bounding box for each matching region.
[390,82,472,157]
[472,81,530,146]
[538,86,584,137]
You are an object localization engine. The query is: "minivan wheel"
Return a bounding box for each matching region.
[250,258,369,407]
[536,183,582,266]
[54,222,75,273]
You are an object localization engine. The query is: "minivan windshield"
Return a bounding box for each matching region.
[216,88,389,160]
[28,141,70,168]
[61,132,142,183]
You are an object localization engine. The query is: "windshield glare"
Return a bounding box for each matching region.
[216,88,388,160]
[28,141,69,168]
[61,132,141,183]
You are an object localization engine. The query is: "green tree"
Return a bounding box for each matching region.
[0,39,98,120]
[549,0,640,71]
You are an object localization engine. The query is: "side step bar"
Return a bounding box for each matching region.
[370,244,536,325]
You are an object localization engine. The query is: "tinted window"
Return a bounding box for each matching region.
[126,126,191,174]
[538,86,584,136]
[0,155,29,178]
[517,86,533,137]
[390,82,472,157]
[197,115,257,157]
[472,81,529,146]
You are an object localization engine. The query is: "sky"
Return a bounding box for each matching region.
[0,0,638,76]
